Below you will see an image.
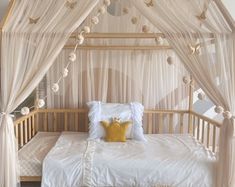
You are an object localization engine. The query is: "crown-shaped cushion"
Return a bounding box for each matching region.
[101,118,131,142]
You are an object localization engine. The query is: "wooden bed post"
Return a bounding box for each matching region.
[188,76,194,134]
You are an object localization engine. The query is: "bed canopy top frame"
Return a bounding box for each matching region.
[0,0,235,186]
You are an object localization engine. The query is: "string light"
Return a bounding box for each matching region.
[167,56,173,65]
[214,106,224,114]
[155,36,164,45]
[197,92,206,100]
[35,99,45,108]
[19,1,111,115]
[21,107,30,115]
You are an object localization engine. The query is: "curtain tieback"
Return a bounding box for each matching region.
[222,111,234,119]
[0,112,15,118]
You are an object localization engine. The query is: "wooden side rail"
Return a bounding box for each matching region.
[14,109,222,153]
[144,110,189,134]
[190,111,221,153]
[14,110,37,149]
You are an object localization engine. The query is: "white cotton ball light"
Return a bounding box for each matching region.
[182,76,191,84]
[35,99,45,108]
[142,25,150,33]
[83,26,90,33]
[91,16,99,25]
[103,0,111,6]
[98,6,106,14]
[69,52,76,62]
[197,92,206,100]
[77,34,84,45]
[63,68,69,77]
[131,17,138,24]
[52,83,59,93]
[123,7,129,14]
[214,106,224,114]
[167,56,173,65]
[155,36,164,45]
[21,107,30,115]
[223,111,232,119]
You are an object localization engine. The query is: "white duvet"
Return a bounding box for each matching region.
[41,132,216,187]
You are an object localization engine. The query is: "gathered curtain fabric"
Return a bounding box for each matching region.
[132,0,235,186]
[0,0,98,186]
[46,49,189,110]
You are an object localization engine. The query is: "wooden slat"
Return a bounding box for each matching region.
[197,117,200,140]
[188,78,194,134]
[35,112,39,132]
[53,113,57,132]
[64,45,172,50]
[43,113,48,131]
[75,113,79,132]
[64,112,68,131]
[69,32,215,39]
[201,120,205,144]
[71,32,166,39]
[145,109,188,114]
[180,113,184,133]
[158,113,163,133]
[24,120,28,144]
[28,117,32,140]
[213,126,216,152]
[32,114,35,136]
[193,115,196,136]
[20,176,41,182]
[207,122,210,148]
[20,122,23,148]
[147,113,153,134]
[37,108,88,113]
[169,113,173,134]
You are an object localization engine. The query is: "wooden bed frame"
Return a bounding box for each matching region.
[14,108,221,182]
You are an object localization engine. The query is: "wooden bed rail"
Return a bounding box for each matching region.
[14,109,221,153]
[14,110,37,149]
[190,111,221,153]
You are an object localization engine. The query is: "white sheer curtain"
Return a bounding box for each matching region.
[0,0,98,186]
[132,0,235,186]
[47,49,189,110]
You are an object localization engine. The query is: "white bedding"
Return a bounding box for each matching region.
[42,132,216,187]
[19,132,60,176]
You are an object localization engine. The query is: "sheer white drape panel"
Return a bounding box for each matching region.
[47,49,189,110]
[132,0,235,186]
[0,0,98,186]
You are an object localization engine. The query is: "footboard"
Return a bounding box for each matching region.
[14,109,221,153]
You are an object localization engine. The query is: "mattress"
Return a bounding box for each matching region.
[19,132,60,176]
[42,132,216,187]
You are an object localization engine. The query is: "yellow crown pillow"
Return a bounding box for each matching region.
[101,118,131,142]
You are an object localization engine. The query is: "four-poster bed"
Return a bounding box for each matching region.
[1,0,235,187]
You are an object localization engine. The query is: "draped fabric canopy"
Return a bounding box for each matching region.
[131,0,235,186]
[1,0,235,187]
[47,49,189,110]
[0,0,98,186]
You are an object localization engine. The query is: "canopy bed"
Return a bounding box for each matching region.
[0,0,235,187]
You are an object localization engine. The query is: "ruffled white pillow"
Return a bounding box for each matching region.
[87,101,146,141]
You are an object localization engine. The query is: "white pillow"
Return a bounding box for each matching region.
[87,101,146,141]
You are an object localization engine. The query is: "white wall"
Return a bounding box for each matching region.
[0,0,9,23]
[222,0,235,20]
